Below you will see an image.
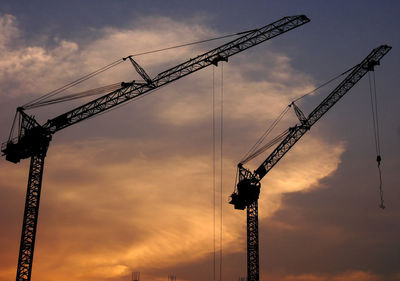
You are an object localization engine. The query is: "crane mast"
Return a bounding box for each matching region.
[0,15,310,281]
[229,44,392,281]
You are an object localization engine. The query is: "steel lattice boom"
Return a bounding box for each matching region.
[254,44,391,179]
[0,15,310,281]
[43,15,310,134]
[229,44,391,281]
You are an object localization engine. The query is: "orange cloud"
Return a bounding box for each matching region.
[262,270,382,281]
[9,131,341,281]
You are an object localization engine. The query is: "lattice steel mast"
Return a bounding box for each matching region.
[229,45,392,281]
[1,15,310,281]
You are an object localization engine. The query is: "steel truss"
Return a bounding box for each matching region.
[43,15,310,134]
[247,200,259,281]
[16,147,48,281]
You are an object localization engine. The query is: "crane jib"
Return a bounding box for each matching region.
[1,15,310,163]
[42,15,310,134]
[257,45,392,180]
[230,44,392,208]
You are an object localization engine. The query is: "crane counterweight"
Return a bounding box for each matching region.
[230,165,260,210]
[2,109,51,164]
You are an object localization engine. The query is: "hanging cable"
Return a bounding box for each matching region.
[368,71,385,209]
[212,66,216,281]
[219,62,224,281]
[369,71,381,156]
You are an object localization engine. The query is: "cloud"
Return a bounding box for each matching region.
[0,15,80,98]
[256,136,345,218]
[0,15,19,51]
[262,270,382,281]
[0,15,218,101]
[20,132,342,281]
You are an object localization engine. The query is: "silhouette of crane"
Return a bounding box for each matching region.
[0,15,310,281]
[229,45,391,281]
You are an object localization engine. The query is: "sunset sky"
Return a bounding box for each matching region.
[0,1,399,281]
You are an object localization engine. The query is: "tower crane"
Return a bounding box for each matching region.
[229,45,392,281]
[0,15,310,281]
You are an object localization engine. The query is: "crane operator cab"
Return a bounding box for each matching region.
[229,178,260,210]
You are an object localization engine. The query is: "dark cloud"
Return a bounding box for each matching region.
[256,149,400,279]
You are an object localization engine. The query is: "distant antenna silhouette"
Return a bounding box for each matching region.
[132,272,140,281]
[168,275,177,281]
